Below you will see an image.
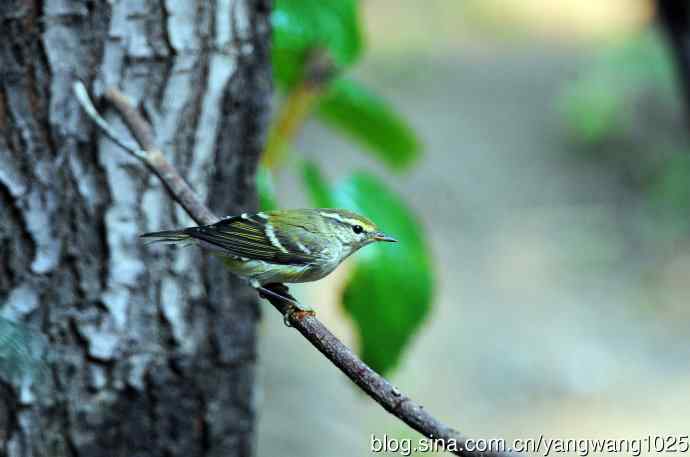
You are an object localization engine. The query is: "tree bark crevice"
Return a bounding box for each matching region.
[1,1,271,456]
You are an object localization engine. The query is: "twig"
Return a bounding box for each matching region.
[72,82,147,159]
[74,82,510,457]
[261,48,337,170]
[74,82,218,226]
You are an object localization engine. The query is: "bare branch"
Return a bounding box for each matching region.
[102,86,157,152]
[72,82,147,159]
[75,83,510,457]
[74,82,218,226]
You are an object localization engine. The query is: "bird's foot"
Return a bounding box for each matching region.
[283,305,316,327]
[255,283,315,326]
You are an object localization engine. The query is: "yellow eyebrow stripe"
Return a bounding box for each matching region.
[319,211,375,231]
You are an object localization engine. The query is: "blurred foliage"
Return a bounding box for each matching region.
[648,153,690,241]
[265,0,432,374]
[271,0,421,171]
[318,78,422,170]
[560,30,676,143]
[561,27,690,253]
[302,162,433,373]
[257,165,278,211]
[272,0,363,90]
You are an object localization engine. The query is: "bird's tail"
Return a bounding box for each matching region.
[140,229,193,246]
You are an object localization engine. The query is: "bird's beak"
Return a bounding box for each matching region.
[374,232,398,242]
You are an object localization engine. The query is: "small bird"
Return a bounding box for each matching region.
[141,208,397,311]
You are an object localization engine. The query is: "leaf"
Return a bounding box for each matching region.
[301,164,433,374]
[272,0,364,88]
[257,165,278,211]
[335,174,433,374]
[318,78,422,171]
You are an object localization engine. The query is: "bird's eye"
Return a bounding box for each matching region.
[352,225,364,234]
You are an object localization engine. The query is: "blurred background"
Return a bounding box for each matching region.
[258,0,690,455]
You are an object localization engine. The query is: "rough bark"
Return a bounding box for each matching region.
[0,1,271,456]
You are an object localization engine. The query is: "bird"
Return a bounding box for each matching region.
[141,208,398,312]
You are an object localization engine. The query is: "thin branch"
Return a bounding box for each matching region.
[261,83,322,169]
[74,81,218,226]
[74,82,510,457]
[72,82,147,159]
[262,48,337,170]
[102,87,157,151]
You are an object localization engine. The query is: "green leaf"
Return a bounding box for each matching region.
[318,78,422,171]
[301,165,433,374]
[257,165,278,211]
[272,0,364,88]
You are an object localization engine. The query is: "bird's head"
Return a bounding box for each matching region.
[317,209,397,252]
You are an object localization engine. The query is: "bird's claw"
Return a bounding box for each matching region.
[283,306,316,327]
[254,283,315,326]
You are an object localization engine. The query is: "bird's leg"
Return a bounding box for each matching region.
[254,282,315,326]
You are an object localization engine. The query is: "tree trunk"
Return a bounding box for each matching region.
[657,0,690,125]
[0,1,271,456]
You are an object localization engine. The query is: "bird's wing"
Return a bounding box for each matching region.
[183,213,320,265]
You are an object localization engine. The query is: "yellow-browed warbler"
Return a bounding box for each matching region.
[141,208,397,311]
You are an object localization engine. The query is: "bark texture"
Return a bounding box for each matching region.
[0,1,271,456]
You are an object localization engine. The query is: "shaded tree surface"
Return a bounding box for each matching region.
[0,0,271,456]
[657,0,690,122]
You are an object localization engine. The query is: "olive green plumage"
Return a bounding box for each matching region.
[141,208,397,287]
